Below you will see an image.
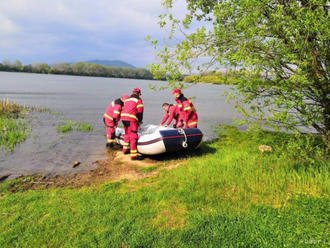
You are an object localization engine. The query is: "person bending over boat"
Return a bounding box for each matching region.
[121,88,144,160]
[160,103,183,128]
[172,88,198,128]
[104,94,129,149]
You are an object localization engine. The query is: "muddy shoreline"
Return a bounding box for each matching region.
[0,148,182,192]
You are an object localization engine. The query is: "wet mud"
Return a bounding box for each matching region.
[2,147,182,192]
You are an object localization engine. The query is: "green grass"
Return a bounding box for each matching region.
[0,127,328,247]
[138,163,163,173]
[0,99,50,151]
[0,99,30,152]
[76,122,93,132]
[0,118,28,152]
[56,120,93,133]
[49,111,62,115]
[56,122,73,133]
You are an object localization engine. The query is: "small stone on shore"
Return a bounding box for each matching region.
[0,174,10,182]
[73,161,81,168]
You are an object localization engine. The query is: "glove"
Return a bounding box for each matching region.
[173,124,177,128]
[113,118,117,126]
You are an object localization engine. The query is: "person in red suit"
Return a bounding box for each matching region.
[121,88,144,160]
[104,94,129,149]
[172,88,198,128]
[160,103,182,128]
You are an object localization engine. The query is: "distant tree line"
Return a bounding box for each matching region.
[182,70,264,85]
[0,60,156,80]
[183,71,241,85]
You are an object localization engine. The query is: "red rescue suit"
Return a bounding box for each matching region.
[176,94,198,128]
[121,94,144,158]
[160,104,182,128]
[104,98,125,144]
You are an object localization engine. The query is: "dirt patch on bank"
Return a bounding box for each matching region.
[3,148,182,192]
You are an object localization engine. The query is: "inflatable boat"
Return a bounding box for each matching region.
[115,124,203,155]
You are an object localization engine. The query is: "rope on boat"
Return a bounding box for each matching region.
[178,128,188,148]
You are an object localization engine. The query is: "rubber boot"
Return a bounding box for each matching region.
[131,155,144,161]
[123,149,130,155]
[106,142,115,149]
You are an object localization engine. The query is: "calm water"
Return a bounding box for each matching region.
[0,71,241,175]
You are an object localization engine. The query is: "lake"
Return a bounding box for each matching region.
[0,71,241,175]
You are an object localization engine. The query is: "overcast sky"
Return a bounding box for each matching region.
[0,0,188,68]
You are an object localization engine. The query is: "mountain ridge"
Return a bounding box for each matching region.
[83,59,136,68]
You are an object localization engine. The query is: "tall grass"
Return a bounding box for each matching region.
[0,126,328,247]
[0,118,28,152]
[0,99,29,152]
[0,99,26,118]
[0,99,49,118]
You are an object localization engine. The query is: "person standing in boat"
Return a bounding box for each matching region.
[103,94,129,149]
[121,88,144,160]
[160,103,183,128]
[172,88,198,128]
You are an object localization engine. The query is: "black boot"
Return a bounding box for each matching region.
[106,142,114,149]
[131,155,144,161]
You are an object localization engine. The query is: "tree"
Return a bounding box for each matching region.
[2,60,12,67]
[13,60,23,71]
[51,62,72,74]
[149,0,329,144]
[32,63,50,74]
[1,60,12,71]
[136,68,154,79]
[22,64,33,72]
[71,62,88,75]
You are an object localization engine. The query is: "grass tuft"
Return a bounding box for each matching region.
[76,122,93,132]
[56,120,93,133]
[0,99,31,152]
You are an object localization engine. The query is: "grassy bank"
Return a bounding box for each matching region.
[0,127,329,247]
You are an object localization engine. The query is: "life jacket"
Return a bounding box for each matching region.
[121,94,144,122]
[104,98,125,122]
[176,94,198,127]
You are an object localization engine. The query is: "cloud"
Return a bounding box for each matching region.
[0,0,177,67]
[0,0,197,67]
[0,13,20,35]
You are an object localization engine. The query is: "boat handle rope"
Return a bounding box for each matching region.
[178,128,188,148]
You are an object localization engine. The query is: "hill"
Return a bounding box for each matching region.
[85,59,136,68]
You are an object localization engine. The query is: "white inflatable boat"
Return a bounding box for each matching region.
[115,124,203,155]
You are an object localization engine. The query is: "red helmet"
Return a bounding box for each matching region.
[133,87,141,94]
[121,94,129,100]
[172,88,181,95]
